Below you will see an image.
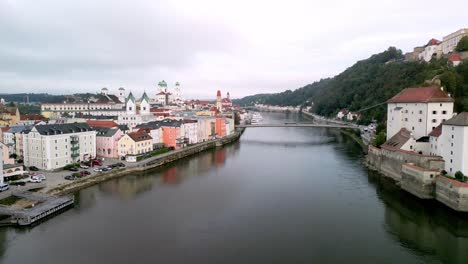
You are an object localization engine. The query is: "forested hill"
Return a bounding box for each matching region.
[234,47,468,123]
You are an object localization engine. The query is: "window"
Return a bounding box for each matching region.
[432,111,437,114]
[419,110,423,114]
[442,111,447,114]
[452,126,454,131]
[451,159,453,163]
[440,103,442,107]
[452,135,454,139]
[412,126,415,130]
[418,119,422,122]
[451,143,454,147]
[451,151,453,155]
[432,119,437,123]
[404,118,408,121]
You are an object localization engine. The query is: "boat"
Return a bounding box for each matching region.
[251,112,263,124]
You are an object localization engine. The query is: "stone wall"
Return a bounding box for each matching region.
[401,163,437,199]
[368,146,444,181]
[436,176,468,212]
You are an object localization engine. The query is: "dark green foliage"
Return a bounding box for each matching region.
[455,171,465,182]
[455,36,468,52]
[372,131,386,147]
[235,47,468,123]
[441,170,447,176]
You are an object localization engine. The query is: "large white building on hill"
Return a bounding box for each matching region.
[386,87,454,141]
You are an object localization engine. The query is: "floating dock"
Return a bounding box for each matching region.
[0,191,74,226]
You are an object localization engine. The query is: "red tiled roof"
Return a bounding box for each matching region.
[448,54,462,62]
[86,120,119,128]
[438,175,468,187]
[387,87,454,103]
[1,126,10,132]
[150,108,169,113]
[128,131,152,142]
[20,114,45,121]
[381,128,411,151]
[428,124,442,137]
[426,38,441,46]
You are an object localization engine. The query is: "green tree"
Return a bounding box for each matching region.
[455,171,465,182]
[455,36,468,52]
[372,131,386,148]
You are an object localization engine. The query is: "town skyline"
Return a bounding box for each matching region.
[1,0,467,98]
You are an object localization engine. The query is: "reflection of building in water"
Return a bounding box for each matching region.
[99,175,155,198]
[215,148,226,167]
[368,171,468,263]
[162,167,179,184]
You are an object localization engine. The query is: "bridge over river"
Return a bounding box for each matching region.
[237,122,358,130]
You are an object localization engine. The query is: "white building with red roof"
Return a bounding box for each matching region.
[386,86,454,140]
[419,39,442,62]
[448,53,462,67]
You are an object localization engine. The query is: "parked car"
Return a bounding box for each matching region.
[29,166,39,171]
[30,173,46,181]
[0,184,9,192]
[10,181,26,186]
[93,167,103,172]
[81,170,91,176]
[28,177,41,183]
[91,160,103,166]
[64,175,76,181]
[80,165,89,169]
[68,167,79,171]
[101,167,111,172]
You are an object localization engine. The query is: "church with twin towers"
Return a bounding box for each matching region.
[113,80,183,107]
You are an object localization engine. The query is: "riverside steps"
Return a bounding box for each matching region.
[0,191,74,226]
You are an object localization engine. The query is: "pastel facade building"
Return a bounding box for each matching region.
[215,118,227,137]
[96,128,124,158]
[386,87,454,140]
[437,113,468,176]
[118,131,153,156]
[23,123,96,170]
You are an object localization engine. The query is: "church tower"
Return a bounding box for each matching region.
[216,90,222,111]
[118,87,126,103]
[140,92,150,115]
[174,81,181,102]
[126,92,136,115]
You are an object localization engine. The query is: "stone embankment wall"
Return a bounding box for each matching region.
[435,176,468,212]
[367,146,443,181]
[367,145,468,212]
[49,129,244,196]
[401,163,437,199]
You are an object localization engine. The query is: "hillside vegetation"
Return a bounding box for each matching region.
[234,47,468,124]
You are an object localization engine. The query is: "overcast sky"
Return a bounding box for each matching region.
[0,0,467,99]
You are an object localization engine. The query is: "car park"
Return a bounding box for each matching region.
[10,181,26,186]
[93,167,103,172]
[64,175,76,181]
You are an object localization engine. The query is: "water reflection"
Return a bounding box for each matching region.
[94,146,235,199]
[368,170,468,264]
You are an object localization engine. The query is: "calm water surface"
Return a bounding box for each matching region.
[1,112,468,264]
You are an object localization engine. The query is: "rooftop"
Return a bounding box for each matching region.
[387,87,454,103]
[34,123,93,136]
[128,131,152,142]
[381,128,411,151]
[428,124,442,137]
[86,120,119,128]
[444,112,468,126]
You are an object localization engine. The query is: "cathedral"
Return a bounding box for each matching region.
[153,80,183,106]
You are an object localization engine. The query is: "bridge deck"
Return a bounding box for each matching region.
[237,123,356,129]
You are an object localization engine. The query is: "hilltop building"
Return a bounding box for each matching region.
[386,87,454,140]
[442,28,468,54]
[419,39,442,62]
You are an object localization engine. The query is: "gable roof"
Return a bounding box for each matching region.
[86,120,119,128]
[428,124,442,137]
[381,128,412,151]
[448,53,462,62]
[34,123,93,135]
[426,38,441,46]
[127,131,152,142]
[96,128,120,137]
[443,112,468,126]
[96,94,123,104]
[20,114,45,121]
[387,87,454,103]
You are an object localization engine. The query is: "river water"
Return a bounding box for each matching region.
[1,112,468,264]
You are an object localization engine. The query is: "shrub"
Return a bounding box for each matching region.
[441,170,447,176]
[455,171,465,182]
[372,131,386,148]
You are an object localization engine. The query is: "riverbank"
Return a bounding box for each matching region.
[300,110,368,152]
[47,129,244,196]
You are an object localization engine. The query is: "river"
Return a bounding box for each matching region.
[1,112,468,264]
